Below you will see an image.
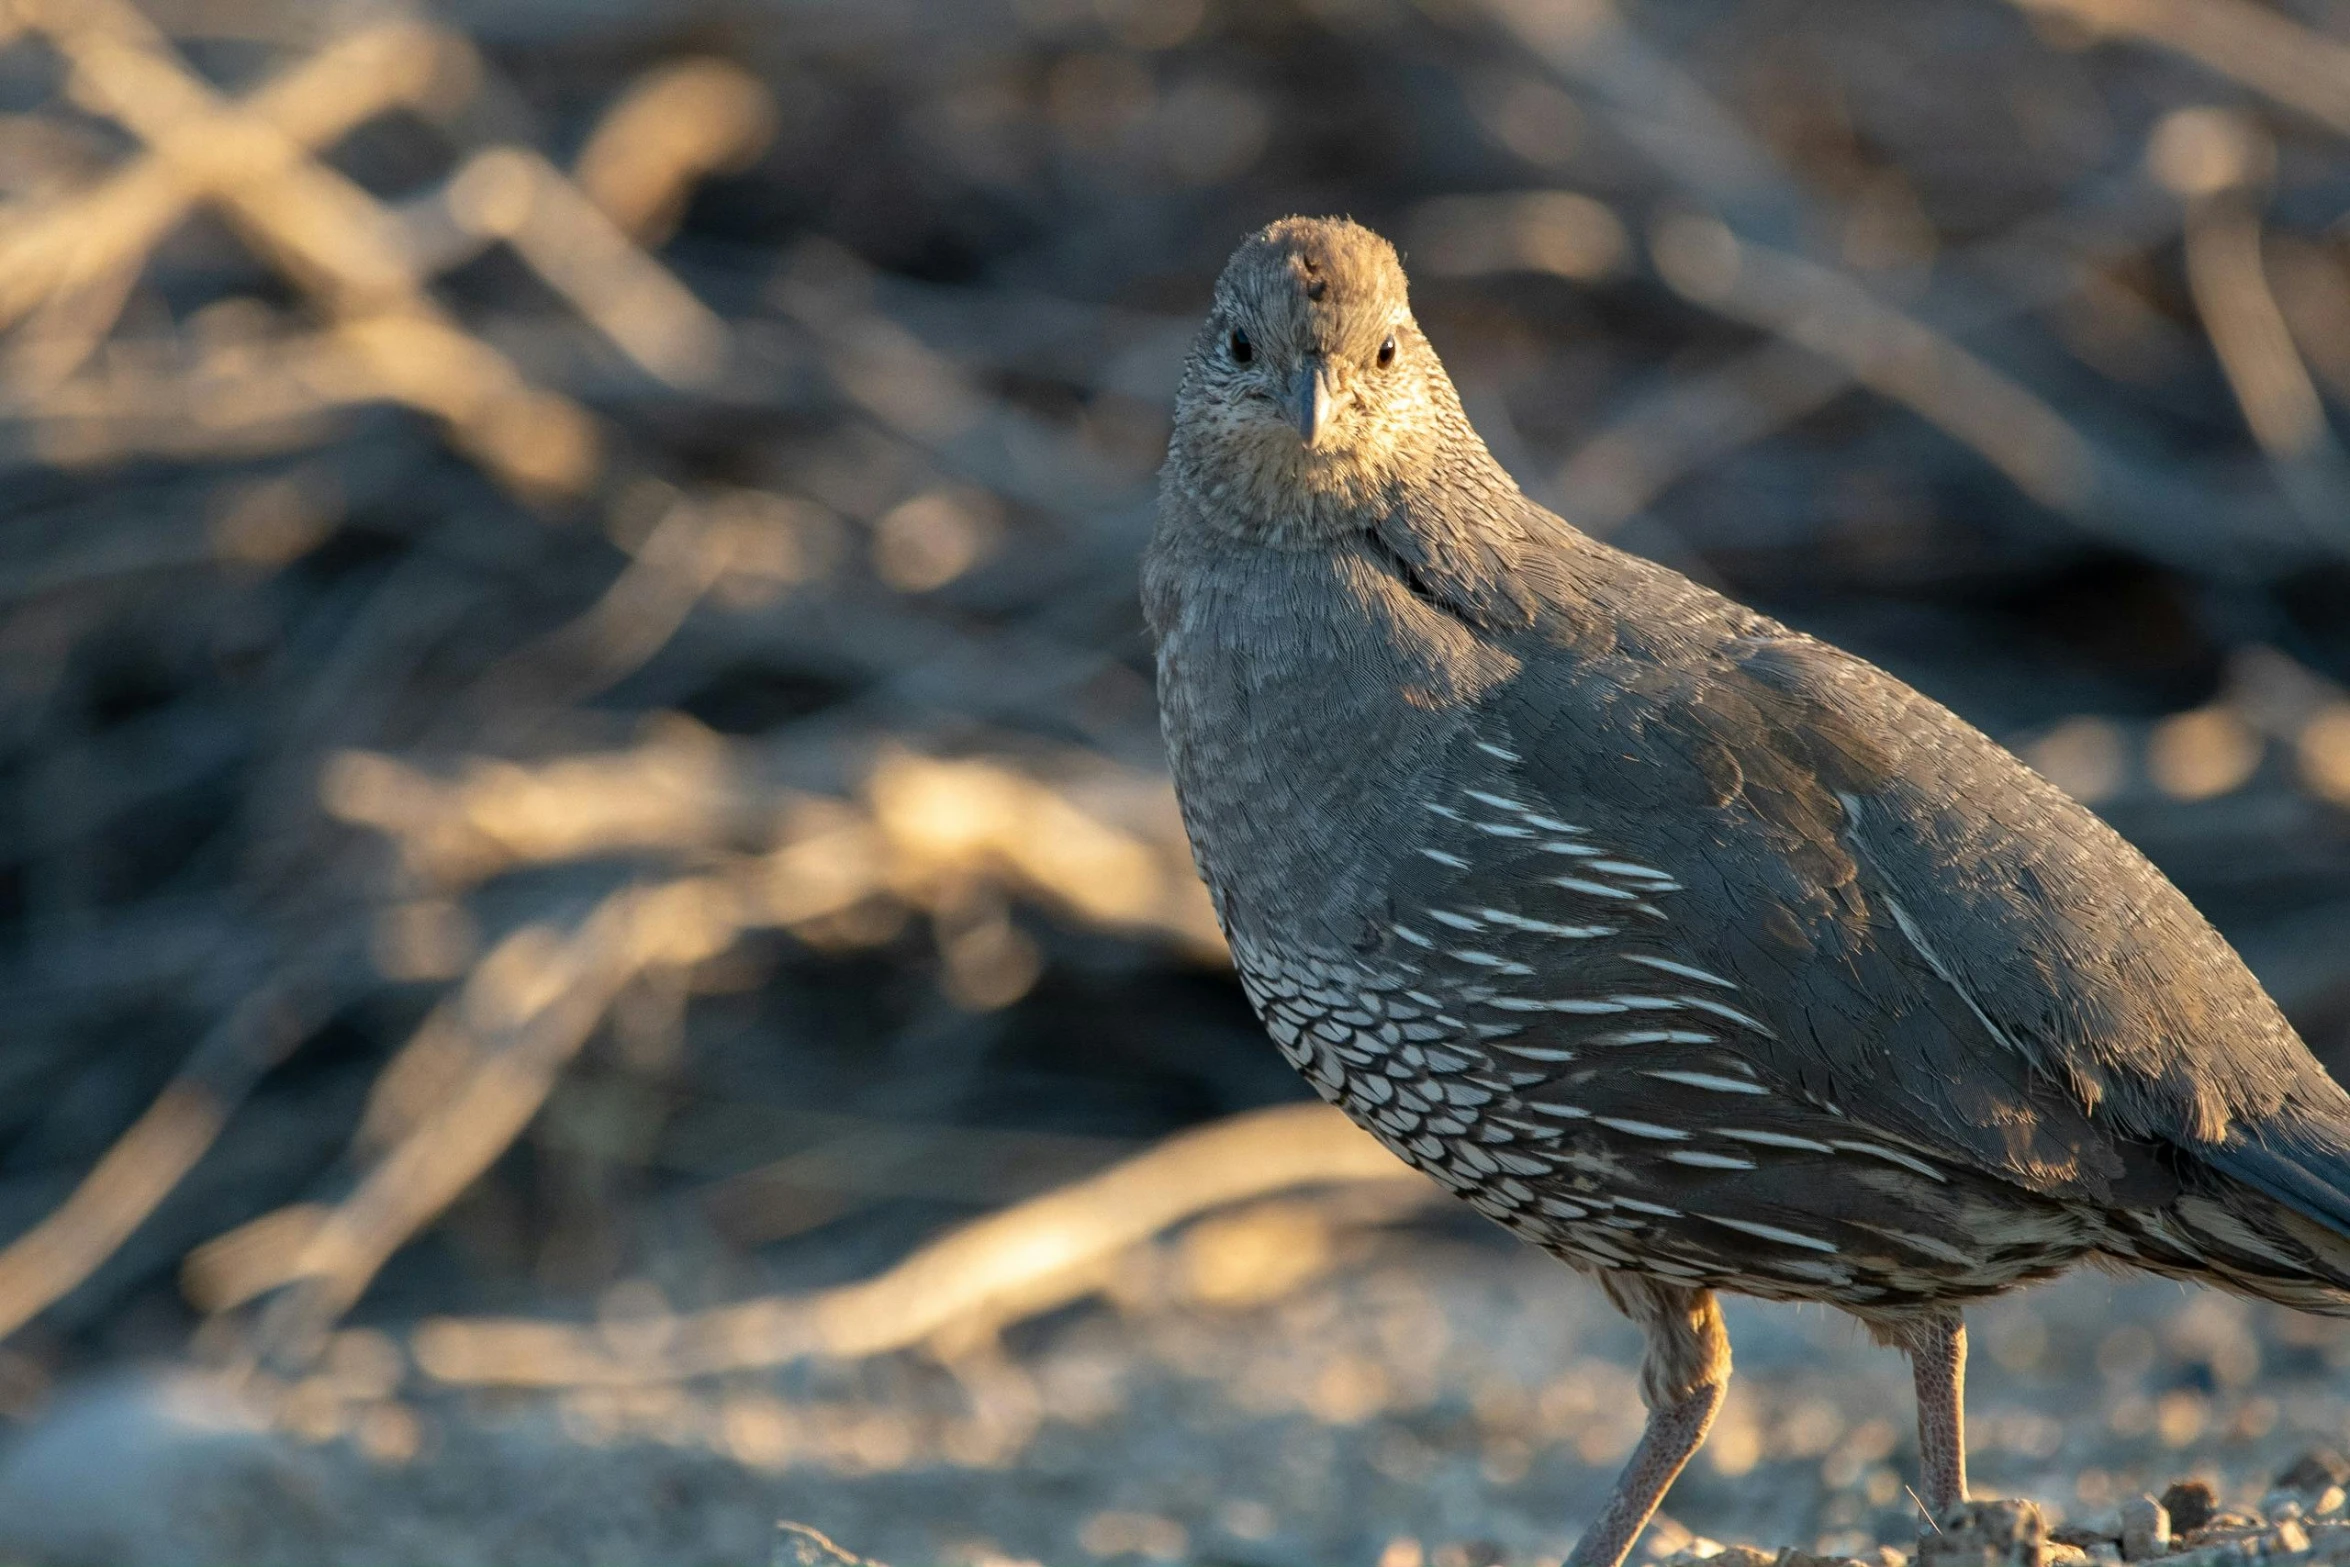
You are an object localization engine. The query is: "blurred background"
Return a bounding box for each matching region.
[2,0,2350,1561]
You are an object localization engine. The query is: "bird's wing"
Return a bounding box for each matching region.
[1370,577,2341,1210]
[1714,627,2350,1210]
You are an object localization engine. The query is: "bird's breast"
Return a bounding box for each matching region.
[1152,536,1527,949]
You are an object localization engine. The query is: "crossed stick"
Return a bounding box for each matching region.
[0,0,749,494]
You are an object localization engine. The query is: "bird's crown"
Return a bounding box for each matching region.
[1211,216,1411,361]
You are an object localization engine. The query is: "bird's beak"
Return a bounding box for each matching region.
[1291,358,1337,449]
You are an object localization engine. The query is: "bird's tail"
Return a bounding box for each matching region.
[2210,1120,2350,1238]
[2111,1119,2350,1317]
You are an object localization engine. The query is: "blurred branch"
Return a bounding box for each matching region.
[1649,213,2093,505]
[1477,0,1812,239]
[0,970,325,1345]
[571,58,776,243]
[318,735,1222,953]
[2010,0,2350,137]
[29,0,431,308]
[1460,0,2304,565]
[0,0,764,495]
[1548,178,2180,533]
[1645,210,2325,568]
[252,882,737,1354]
[441,146,731,389]
[1555,339,1850,536]
[2185,198,2350,515]
[2147,109,2350,543]
[458,495,760,717]
[166,733,1219,1339]
[0,16,454,336]
[772,246,1149,527]
[694,1119,1139,1249]
[409,1102,1426,1386]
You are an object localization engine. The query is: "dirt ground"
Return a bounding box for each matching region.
[3,1212,2344,1567]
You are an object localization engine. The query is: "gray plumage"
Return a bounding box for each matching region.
[1145,216,2350,1564]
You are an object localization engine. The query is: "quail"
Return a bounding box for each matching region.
[1145,216,2350,1567]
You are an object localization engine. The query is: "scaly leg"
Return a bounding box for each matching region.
[1569,1274,1732,1567]
[1904,1310,1969,1519]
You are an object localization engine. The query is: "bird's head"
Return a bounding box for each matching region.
[1166,216,1463,544]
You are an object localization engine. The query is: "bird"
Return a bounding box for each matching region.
[1144,215,2350,1567]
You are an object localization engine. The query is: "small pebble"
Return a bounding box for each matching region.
[1920,1499,2047,1567]
[2162,1483,2220,1538]
[2305,1522,2350,1556]
[2277,1453,2350,1497]
[2122,1496,2171,1562]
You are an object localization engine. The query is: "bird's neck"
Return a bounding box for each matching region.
[1364,444,1558,635]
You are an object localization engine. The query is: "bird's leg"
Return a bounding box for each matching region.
[1901,1310,1970,1519]
[1571,1275,1732,1567]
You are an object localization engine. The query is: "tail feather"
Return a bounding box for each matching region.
[2207,1124,2350,1240]
[2109,1194,2350,1317]
[2138,1120,2350,1315]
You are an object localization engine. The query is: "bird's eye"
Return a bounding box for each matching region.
[1228,328,1253,365]
[1377,334,1397,368]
